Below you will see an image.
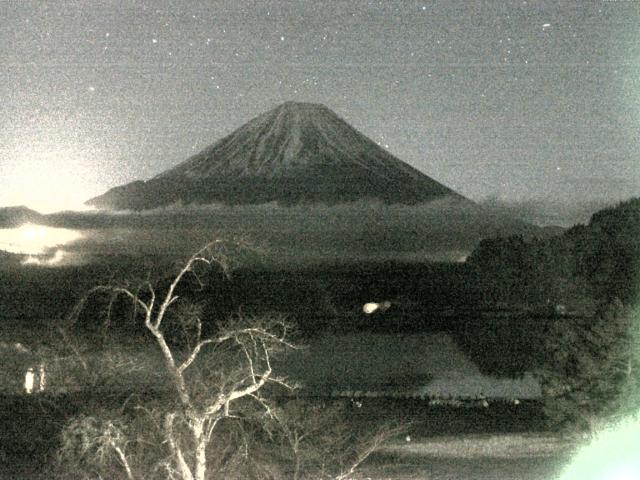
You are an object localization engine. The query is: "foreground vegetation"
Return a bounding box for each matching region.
[2,389,567,480]
[468,198,640,432]
[39,241,400,480]
[1,197,639,478]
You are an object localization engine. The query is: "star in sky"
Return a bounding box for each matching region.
[0,0,637,219]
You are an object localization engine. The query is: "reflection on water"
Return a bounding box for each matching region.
[0,223,82,265]
[22,249,67,266]
[24,364,46,394]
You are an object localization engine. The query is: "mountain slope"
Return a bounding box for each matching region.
[0,206,43,228]
[87,102,464,210]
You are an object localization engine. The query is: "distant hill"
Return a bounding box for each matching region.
[449,197,640,382]
[87,102,468,210]
[467,197,640,310]
[0,206,43,228]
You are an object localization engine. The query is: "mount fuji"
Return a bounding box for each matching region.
[87,102,468,210]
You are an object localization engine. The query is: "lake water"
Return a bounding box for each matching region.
[278,332,541,399]
[0,224,82,265]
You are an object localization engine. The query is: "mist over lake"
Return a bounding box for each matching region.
[0,197,553,269]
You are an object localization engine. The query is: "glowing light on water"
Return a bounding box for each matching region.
[23,364,46,394]
[24,367,35,394]
[557,414,640,480]
[0,223,82,256]
[363,301,391,314]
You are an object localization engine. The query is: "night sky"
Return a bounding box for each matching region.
[1,0,638,214]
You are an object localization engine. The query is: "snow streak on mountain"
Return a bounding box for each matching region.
[87,102,463,210]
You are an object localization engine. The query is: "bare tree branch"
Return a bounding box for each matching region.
[61,240,308,480]
[177,339,216,374]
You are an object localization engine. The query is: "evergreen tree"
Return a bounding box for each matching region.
[538,299,640,431]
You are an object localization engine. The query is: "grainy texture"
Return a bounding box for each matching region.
[1,1,638,219]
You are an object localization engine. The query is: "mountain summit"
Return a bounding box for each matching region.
[87,102,462,210]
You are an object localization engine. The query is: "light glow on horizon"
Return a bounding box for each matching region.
[0,142,102,214]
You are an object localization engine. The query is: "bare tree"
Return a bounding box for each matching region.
[58,241,403,480]
[61,241,298,480]
[271,399,405,480]
[60,415,136,480]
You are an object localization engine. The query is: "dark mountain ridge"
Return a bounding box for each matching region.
[87,102,466,210]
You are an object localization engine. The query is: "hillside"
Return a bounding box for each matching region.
[467,197,640,309]
[0,206,43,228]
